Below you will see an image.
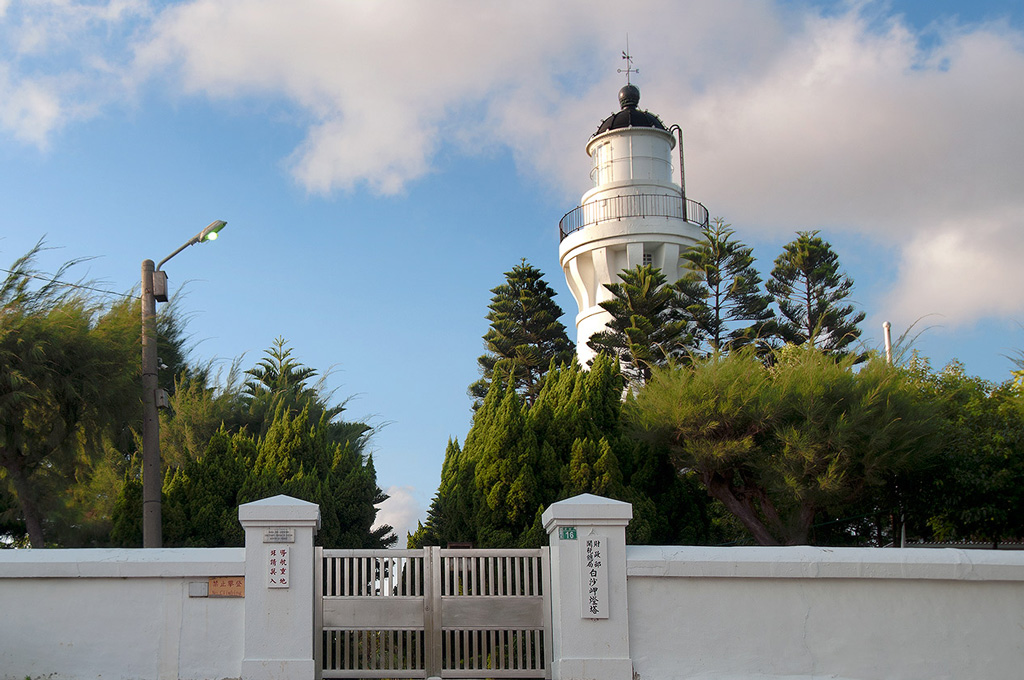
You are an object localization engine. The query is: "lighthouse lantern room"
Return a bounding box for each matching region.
[558,81,709,366]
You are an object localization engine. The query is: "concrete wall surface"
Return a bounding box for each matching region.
[0,548,245,680]
[626,545,1024,680]
[7,496,1024,680]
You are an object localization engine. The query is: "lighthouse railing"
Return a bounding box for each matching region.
[558,193,709,241]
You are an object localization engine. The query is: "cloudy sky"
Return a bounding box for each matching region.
[2,0,1023,541]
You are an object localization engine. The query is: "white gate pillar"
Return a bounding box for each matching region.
[542,493,633,680]
[239,495,321,680]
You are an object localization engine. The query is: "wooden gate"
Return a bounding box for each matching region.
[315,547,551,679]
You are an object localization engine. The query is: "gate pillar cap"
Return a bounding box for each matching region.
[542,493,632,532]
[239,494,321,529]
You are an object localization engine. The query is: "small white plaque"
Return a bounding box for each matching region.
[263,528,295,543]
[267,545,291,589]
[581,534,609,619]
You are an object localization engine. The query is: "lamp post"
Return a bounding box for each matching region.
[141,219,226,548]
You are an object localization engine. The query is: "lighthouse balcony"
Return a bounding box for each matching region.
[559,193,709,241]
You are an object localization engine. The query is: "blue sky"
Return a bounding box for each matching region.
[2,0,1024,540]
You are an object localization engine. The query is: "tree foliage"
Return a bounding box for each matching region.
[587,265,692,384]
[413,355,715,548]
[766,231,864,355]
[629,347,939,545]
[0,244,138,546]
[910,359,1024,547]
[112,339,393,549]
[676,218,774,355]
[469,261,574,407]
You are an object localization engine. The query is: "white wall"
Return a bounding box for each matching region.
[8,496,1024,680]
[0,548,245,680]
[626,545,1024,680]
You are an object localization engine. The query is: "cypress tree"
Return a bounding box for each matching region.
[160,430,254,547]
[417,355,715,548]
[114,384,394,548]
[240,405,395,548]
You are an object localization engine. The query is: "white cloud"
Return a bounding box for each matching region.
[0,0,149,144]
[374,485,423,548]
[4,0,1024,327]
[682,11,1024,236]
[885,211,1024,326]
[0,64,61,145]
[133,0,788,195]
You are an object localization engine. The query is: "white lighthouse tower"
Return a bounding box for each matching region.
[558,82,709,366]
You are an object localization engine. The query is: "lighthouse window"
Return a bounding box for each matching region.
[642,252,653,267]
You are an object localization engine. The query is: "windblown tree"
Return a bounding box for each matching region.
[677,218,774,355]
[588,265,692,384]
[766,231,865,355]
[0,244,137,547]
[469,261,574,407]
[629,347,939,546]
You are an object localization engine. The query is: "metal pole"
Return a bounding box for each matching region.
[670,125,686,207]
[141,259,161,548]
[883,321,893,365]
[140,221,225,547]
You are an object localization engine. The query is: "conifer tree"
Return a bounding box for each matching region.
[408,438,478,548]
[587,265,692,384]
[240,337,351,439]
[766,231,865,354]
[677,218,774,354]
[469,261,574,407]
[158,430,255,547]
[238,403,395,548]
[111,341,391,548]
[415,355,715,548]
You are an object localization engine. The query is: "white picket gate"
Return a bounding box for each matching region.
[315,547,551,680]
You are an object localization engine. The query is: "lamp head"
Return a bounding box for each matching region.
[199,220,227,243]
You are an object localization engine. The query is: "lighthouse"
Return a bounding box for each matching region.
[557,83,709,366]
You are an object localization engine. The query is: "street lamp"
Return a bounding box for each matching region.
[141,220,227,548]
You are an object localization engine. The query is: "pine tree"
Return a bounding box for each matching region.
[469,260,574,407]
[587,265,692,384]
[241,337,348,438]
[766,231,865,355]
[677,218,774,354]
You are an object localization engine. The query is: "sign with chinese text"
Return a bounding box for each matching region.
[208,577,245,598]
[580,534,608,619]
[267,545,290,588]
[559,526,577,540]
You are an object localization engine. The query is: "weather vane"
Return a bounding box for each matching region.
[618,37,638,84]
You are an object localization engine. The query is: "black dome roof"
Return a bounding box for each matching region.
[593,85,667,137]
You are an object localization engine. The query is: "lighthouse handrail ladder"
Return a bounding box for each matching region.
[559,193,709,241]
